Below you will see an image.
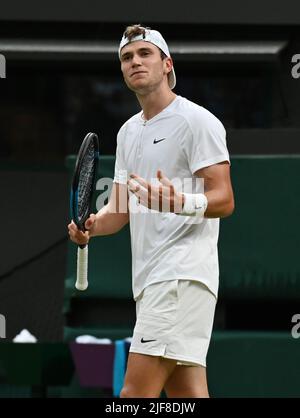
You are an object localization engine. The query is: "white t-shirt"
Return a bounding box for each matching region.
[113,95,230,300]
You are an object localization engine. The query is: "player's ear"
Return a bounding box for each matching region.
[164,57,173,75]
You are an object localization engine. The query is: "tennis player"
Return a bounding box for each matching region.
[68,24,234,398]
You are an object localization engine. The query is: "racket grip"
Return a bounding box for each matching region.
[75,245,88,290]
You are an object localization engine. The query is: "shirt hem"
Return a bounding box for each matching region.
[133,276,218,301]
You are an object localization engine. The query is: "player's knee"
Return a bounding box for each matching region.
[120,383,160,398]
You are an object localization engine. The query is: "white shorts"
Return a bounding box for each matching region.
[129,279,217,367]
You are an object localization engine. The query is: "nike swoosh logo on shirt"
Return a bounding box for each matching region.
[140,338,157,343]
[153,138,167,144]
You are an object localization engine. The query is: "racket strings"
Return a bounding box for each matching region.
[77,142,96,223]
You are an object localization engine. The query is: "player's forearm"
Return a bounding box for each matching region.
[90,204,129,236]
[204,190,235,218]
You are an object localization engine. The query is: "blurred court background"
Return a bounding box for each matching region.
[0,0,300,397]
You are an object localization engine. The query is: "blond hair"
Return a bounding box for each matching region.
[123,24,149,41]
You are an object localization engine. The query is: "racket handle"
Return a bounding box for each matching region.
[75,245,88,290]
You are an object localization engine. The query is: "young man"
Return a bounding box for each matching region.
[68,24,234,398]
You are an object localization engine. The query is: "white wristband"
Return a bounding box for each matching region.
[178,193,208,217]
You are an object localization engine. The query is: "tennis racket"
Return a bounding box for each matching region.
[70,132,99,291]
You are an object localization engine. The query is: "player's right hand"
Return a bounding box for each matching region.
[68,214,97,245]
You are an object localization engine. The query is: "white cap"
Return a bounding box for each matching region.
[119,27,176,90]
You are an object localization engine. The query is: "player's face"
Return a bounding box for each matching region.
[120,41,171,93]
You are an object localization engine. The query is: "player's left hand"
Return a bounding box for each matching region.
[127,169,184,213]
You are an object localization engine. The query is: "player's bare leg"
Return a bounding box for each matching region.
[164,364,209,398]
[120,353,177,398]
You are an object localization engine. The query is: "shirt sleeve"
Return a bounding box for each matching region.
[184,107,230,174]
[113,129,128,185]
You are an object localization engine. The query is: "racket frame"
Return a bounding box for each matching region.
[70,132,99,232]
[70,132,99,291]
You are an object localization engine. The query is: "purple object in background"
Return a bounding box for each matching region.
[70,342,115,388]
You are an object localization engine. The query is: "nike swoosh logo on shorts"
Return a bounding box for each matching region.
[140,338,157,343]
[153,138,166,144]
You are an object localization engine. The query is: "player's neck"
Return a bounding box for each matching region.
[137,88,177,121]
